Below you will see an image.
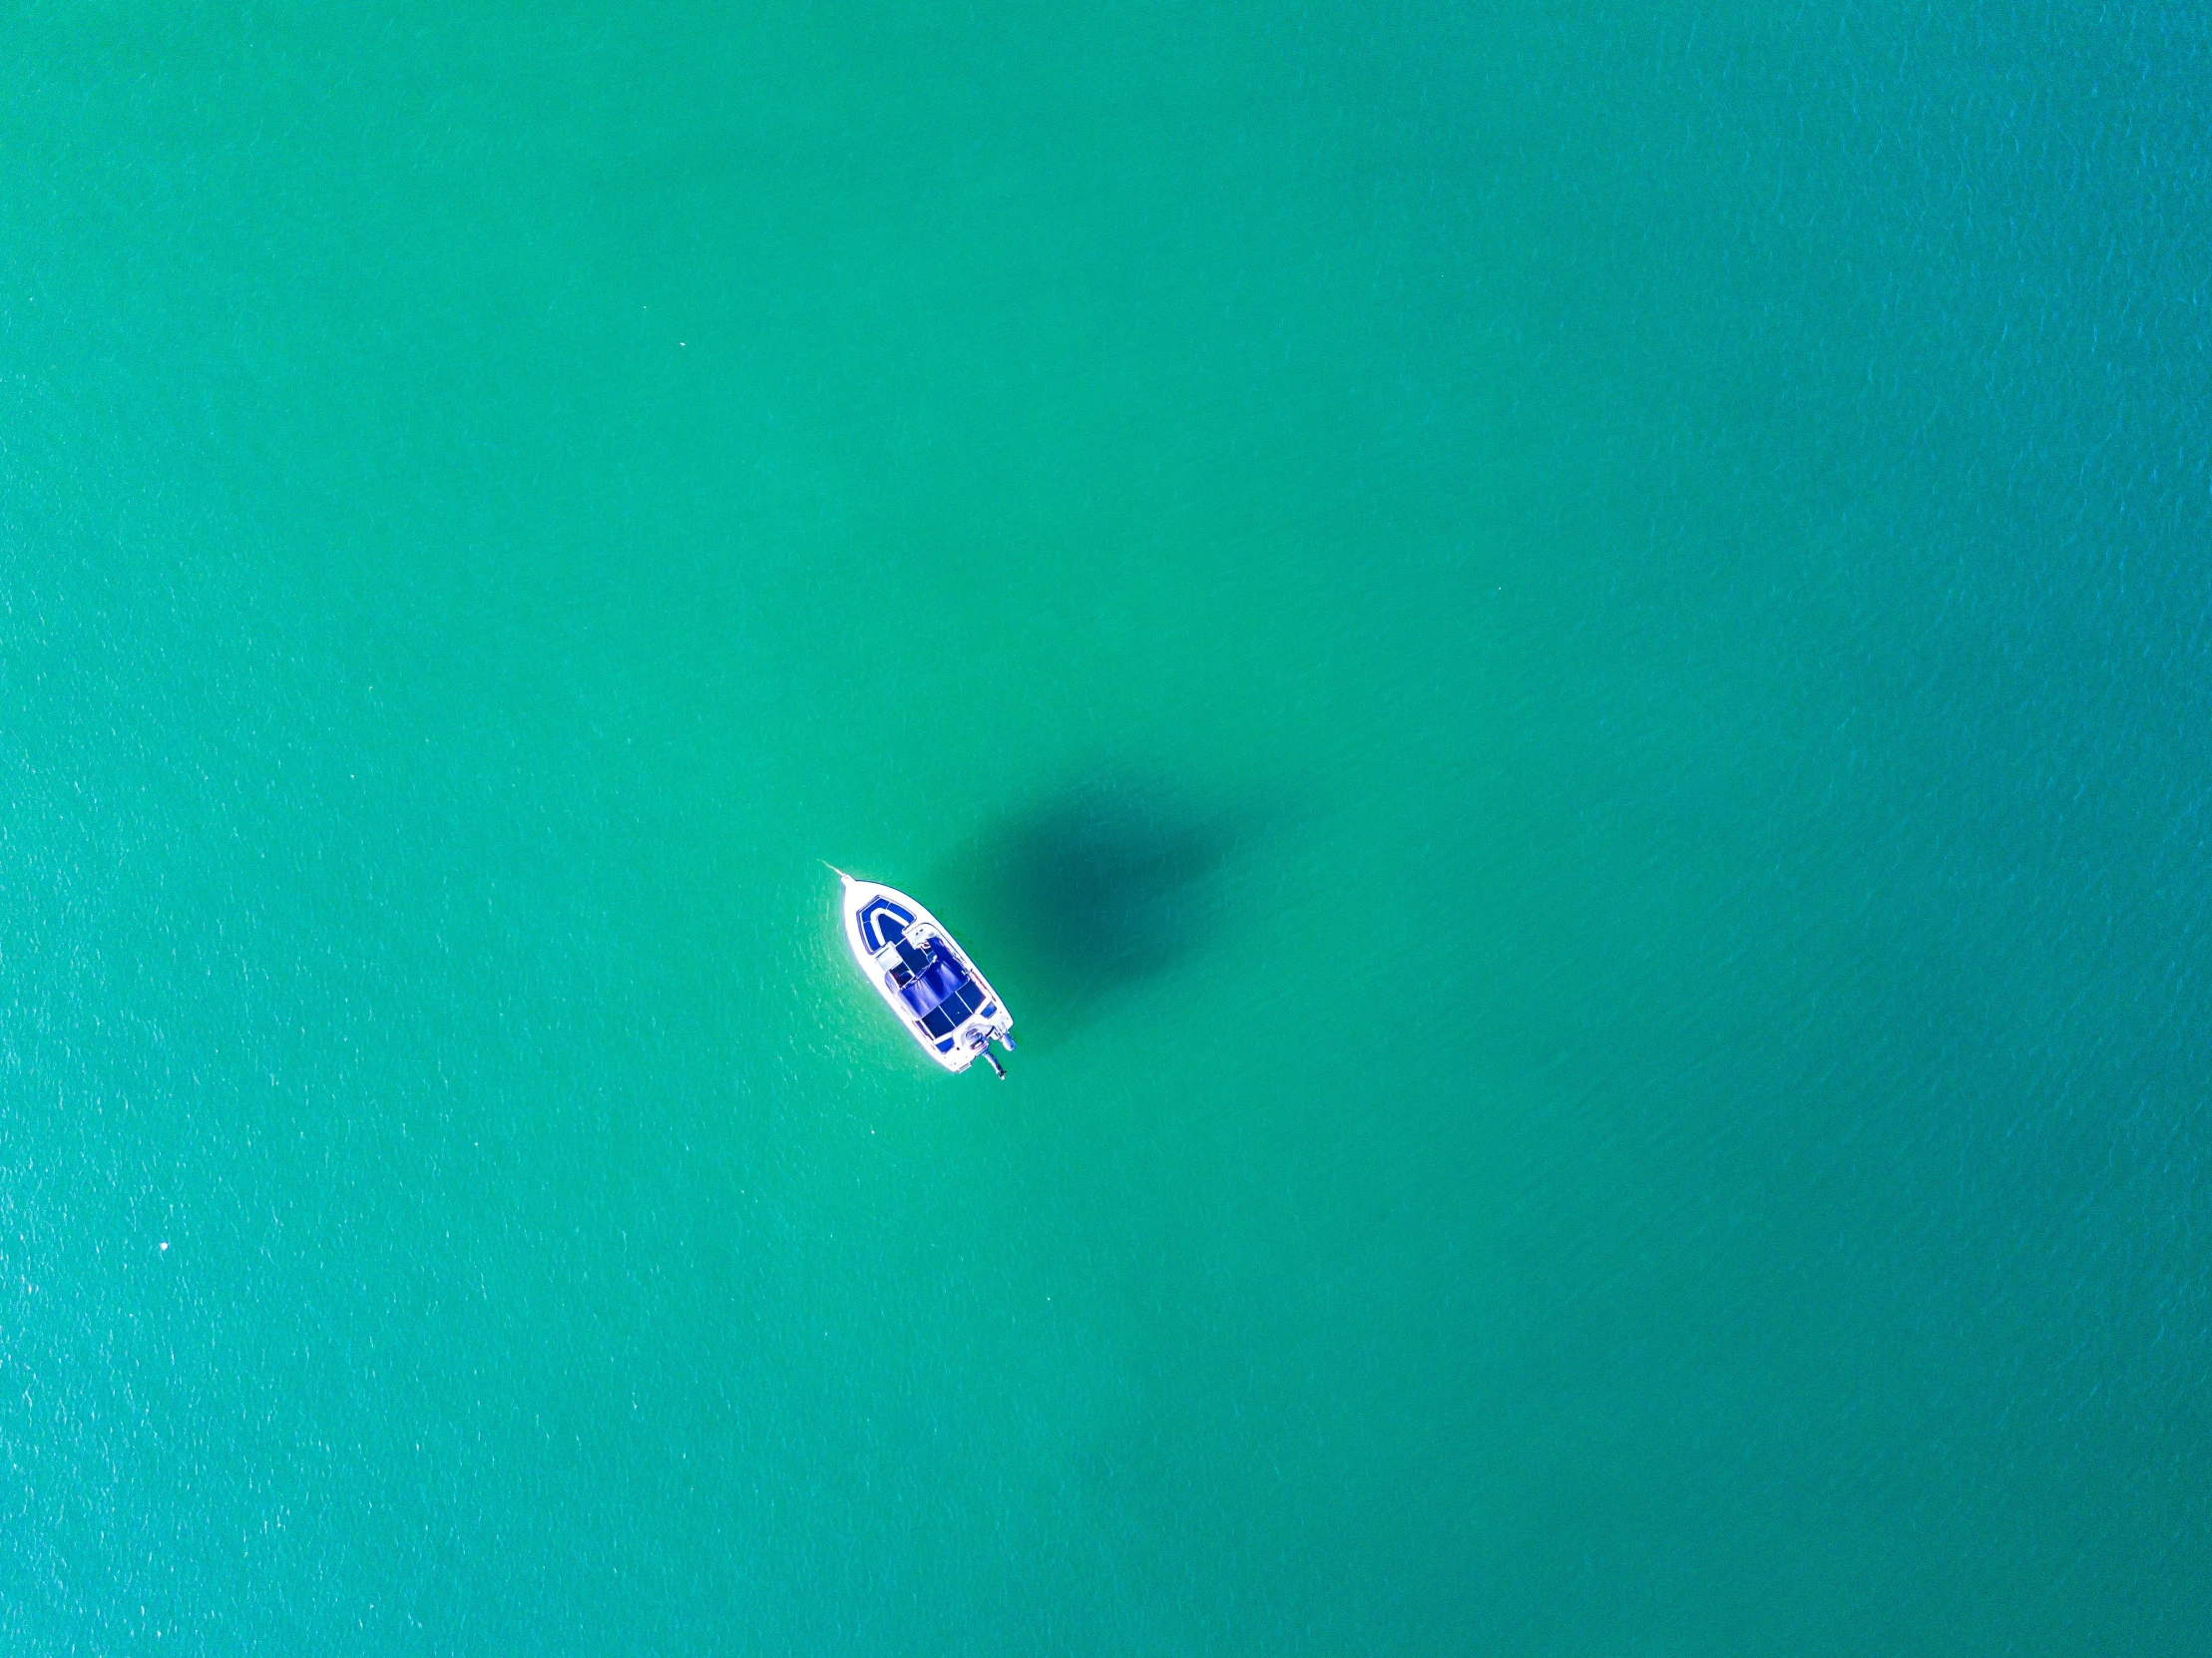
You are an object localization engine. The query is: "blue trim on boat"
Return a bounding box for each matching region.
[855,896,915,951]
[934,1037,955,1051]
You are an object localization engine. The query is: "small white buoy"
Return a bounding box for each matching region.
[159,1241,170,1252]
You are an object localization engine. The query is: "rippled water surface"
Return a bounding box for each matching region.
[4,3,2208,1651]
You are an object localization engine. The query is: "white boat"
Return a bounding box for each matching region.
[835,872,1016,1076]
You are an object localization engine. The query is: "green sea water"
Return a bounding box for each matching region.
[5,3,2209,1651]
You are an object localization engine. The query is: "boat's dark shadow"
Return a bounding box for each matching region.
[932,774,1260,1049]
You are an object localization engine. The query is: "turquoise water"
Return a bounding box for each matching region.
[5,3,2209,1650]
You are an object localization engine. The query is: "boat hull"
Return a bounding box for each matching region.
[837,874,1014,1073]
